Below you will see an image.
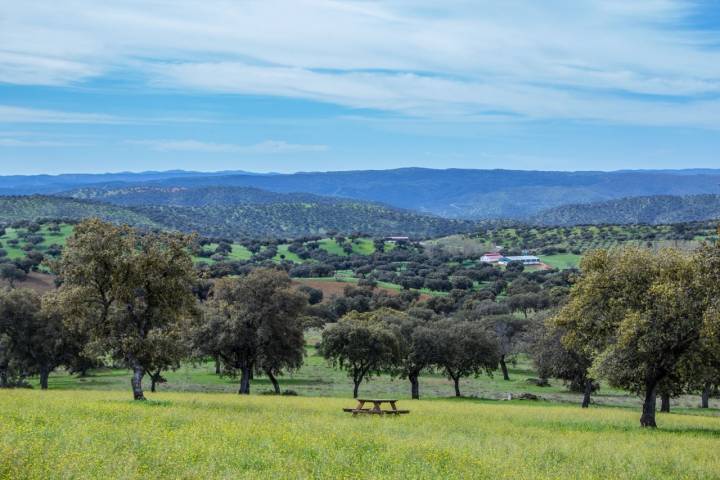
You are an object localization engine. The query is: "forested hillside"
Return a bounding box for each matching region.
[61,186,343,207]
[136,202,476,238]
[0,195,475,238]
[533,194,720,226]
[0,196,159,227]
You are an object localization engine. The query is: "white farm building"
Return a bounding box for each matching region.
[498,255,541,266]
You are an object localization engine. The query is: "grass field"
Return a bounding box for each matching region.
[0,224,73,260]
[542,253,582,269]
[318,238,382,256]
[2,390,720,479]
[28,338,716,411]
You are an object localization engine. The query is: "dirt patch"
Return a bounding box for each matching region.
[293,279,351,300]
[0,271,56,294]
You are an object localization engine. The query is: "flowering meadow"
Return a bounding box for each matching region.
[2,390,719,479]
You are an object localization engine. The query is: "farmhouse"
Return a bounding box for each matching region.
[480,252,504,263]
[498,255,541,266]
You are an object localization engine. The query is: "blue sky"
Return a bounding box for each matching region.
[2,0,720,175]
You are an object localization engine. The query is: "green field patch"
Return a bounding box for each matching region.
[274,244,302,263]
[542,253,582,270]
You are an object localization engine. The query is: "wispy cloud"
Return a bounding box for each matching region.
[2,1,720,126]
[0,130,94,147]
[0,105,124,124]
[127,139,329,154]
[0,105,216,125]
[0,138,90,147]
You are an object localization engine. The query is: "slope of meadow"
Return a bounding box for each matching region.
[2,390,719,479]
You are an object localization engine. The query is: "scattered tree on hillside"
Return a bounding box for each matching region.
[429,319,499,397]
[530,319,596,408]
[557,247,716,427]
[0,263,26,288]
[297,285,323,305]
[319,310,401,398]
[480,314,528,381]
[53,219,197,400]
[383,309,438,399]
[195,268,307,394]
[0,288,69,389]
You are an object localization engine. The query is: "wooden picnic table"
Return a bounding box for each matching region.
[343,398,410,416]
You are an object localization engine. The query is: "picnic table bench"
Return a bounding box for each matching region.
[343,398,410,416]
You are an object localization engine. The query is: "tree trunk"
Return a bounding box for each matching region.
[701,383,711,409]
[150,376,157,393]
[581,379,592,408]
[499,355,510,381]
[409,372,420,400]
[131,364,146,400]
[660,393,670,413]
[0,368,7,388]
[267,370,280,394]
[239,365,251,394]
[640,382,658,428]
[214,356,221,375]
[453,376,461,397]
[39,366,50,390]
[353,380,360,399]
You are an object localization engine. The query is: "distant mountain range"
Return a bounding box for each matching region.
[3,167,720,219]
[532,194,720,226]
[0,170,269,196]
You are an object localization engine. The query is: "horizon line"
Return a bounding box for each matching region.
[2,166,720,178]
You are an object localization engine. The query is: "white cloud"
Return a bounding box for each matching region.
[127,139,329,154]
[0,138,90,147]
[0,105,123,124]
[2,1,720,126]
[0,105,214,125]
[0,51,101,86]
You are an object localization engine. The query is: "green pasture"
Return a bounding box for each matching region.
[542,253,582,270]
[26,341,709,411]
[2,389,720,479]
[0,224,73,261]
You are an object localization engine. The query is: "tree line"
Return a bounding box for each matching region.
[0,220,541,401]
[2,219,720,429]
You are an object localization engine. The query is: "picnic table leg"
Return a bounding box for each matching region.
[372,402,383,414]
[353,400,365,416]
[389,401,398,412]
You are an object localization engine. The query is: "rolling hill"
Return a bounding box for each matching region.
[533,194,720,226]
[0,196,160,227]
[60,185,343,207]
[0,194,476,239]
[5,168,720,219]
